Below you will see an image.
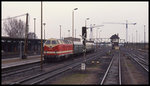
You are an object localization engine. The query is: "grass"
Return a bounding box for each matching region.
[56,73,89,84]
[88,63,100,69]
[54,63,101,84]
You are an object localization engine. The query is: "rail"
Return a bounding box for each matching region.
[10,48,109,84]
[127,52,149,72]
[100,51,122,85]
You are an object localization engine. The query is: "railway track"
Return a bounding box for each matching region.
[2,61,41,74]
[2,47,110,85]
[100,50,122,85]
[2,48,104,78]
[137,49,149,54]
[131,48,148,59]
[120,47,149,72]
[11,49,108,84]
[126,52,149,72]
[12,62,81,84]
[2,63,56,78]
[131,53,148,66]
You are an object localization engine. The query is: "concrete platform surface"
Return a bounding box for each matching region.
[2,55,43,69]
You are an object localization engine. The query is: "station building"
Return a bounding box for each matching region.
[110,34,120,50]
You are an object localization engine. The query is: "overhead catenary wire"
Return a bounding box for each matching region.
[2,13,27,21]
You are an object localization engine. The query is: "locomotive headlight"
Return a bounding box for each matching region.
[50,46,52,48]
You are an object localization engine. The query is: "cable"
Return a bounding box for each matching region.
[2,13,27,21]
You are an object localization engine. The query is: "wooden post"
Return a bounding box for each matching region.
[41,1,43,70]
[23,13,28,59]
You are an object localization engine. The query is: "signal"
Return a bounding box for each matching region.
[82,27,87,38]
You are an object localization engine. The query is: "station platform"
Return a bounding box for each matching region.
[2,55,43,69]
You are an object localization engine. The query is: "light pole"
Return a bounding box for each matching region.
[68,30,70,37]
[85,18,89,40]
[43,23,46,40]
[63,32,65,39]
[144,25,146,49]
[85,18,89,27]
[60,25,61,39]
[99,30,102,47]
[132,33,133,48]
[136,30,137,49]
[96,28,100,40]
[99,30,102,39]
[72,8,78,42]
[139,34,140,43]
[89,24,95,41]
[136,30,137,43]
[129,35,130,43]
[75,29,76,39]
[34,18,36,39]
[96,28,100,50]
[34,18,36,54]
[132,33,133,43]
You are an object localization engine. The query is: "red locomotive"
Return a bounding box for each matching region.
[44,38,95,61]
[44,38,73,61]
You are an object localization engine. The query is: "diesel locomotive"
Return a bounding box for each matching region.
[44,38,95,61]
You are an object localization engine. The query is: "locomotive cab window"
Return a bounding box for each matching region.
[52,40,57,44]
[45,40,51,44]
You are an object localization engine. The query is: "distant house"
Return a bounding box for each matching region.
[110,34,120,49]
[110,34,120,43]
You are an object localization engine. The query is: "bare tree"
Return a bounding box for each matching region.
[28,32,38,39]
[3,18,25,38]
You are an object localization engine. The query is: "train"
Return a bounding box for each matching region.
[44,38,95,61]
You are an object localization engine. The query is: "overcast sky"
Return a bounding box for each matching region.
[2,1,149,42]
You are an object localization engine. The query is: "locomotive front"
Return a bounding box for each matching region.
[44,38,60,61]
[44,38,73,61]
